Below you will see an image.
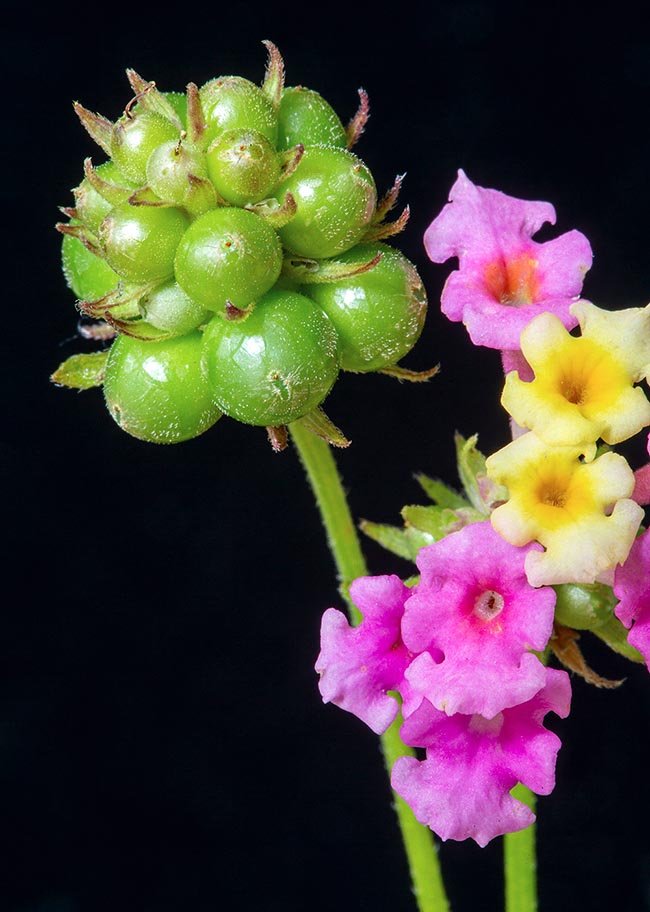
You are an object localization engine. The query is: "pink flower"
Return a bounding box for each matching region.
[401,522,555,719]
[315,575,412,734]
[391,667,571,846]
[613,528,650,669]
[423,170,593,350]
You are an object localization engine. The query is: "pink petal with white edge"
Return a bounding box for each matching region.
[401,522,556,718]
[391,667,571,846]
[315,575,411,735]
[613,528,650,669]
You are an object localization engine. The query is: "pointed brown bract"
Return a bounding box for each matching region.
[125,69,183,129]
[363,173,410,242]
[186,82,206,144]
[103,312,172,341]
[346,88,370,149]
[261,40,285,110]
[292,407,350,448]
[73,102,113,156]
[266,425,288,452]
[374,173,406,222]
[278,144,305,182]
[55,221,103,258]
[379,363,440,382]
[550,624,625,689]
[83,158,133,206]
[363,204,410,242]
[281,250,382,285]
[128,187,175,207]
[246,193,297,228]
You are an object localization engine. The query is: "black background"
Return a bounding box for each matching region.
[4,2,650,910]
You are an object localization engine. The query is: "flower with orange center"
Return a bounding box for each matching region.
[423,170,593,350]
[486,432,644,586]
[502,302,650,447]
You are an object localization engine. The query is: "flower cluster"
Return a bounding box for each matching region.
[316,171,650,846]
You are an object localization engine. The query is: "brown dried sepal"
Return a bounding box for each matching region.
[550,624,625,689]
[346,88,370,149]
[266,425,288,452]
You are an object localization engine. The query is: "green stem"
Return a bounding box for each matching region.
[504,786,537,912]
[289,421,449,912]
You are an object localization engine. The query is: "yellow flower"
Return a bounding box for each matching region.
[501,302,650,448]
[486,432,643,586]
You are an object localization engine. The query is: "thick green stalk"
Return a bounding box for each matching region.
[504,786,538,912]
[289,421,449,912]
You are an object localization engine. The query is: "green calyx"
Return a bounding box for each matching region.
[55,41,432,448]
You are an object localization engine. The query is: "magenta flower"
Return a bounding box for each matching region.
[315,575,412,734]
[391,667,571,846]
[401,522,555,719]
[423,170,593,350]
[613,528,650,669]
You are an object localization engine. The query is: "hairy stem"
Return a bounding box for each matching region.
[289,421,449,912]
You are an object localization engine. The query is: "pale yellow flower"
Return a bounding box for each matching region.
[486,432,644,587]
[501,302,650,448]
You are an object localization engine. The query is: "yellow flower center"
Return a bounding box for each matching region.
[543,338,630,414]
[519,455,595,532]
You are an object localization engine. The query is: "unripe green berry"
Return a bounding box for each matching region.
[277,86,347,151]
[103,332,222,443]
[305,242,428,372]
[276,144,377,258]
[206,129,281,206]
[61,232,120,301]
[554,583,617,630]
[111,110,179,184]
[73,160,135,233]
[138,280,210,336]
[146,139,207,204]
[199,76,278,147]
[174,207,283,312]
[202,288,340,426]
[99,203,190,283]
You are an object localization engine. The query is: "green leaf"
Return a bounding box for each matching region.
[50,351,108,390]
[359,519,434,562]
[455,432,508,514]
[414,472,468,509]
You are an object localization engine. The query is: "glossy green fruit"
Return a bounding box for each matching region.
[305,243,428,372]
[205,128,281,206]
[111,110,180,183]
[138,280,210,336]
[103,332,222,443]
[202,288,340,425]
[174,207,283,312]
[61,233,120,301]
[98,203,190,283]
[277,86,347,151]
[73,160,136,233]
[276,144,376,258]
[145,140,207,204]
[199,76,278,147]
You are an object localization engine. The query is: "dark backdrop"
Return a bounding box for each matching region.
[4,3,650,910]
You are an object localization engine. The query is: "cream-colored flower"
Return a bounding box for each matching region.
[486,432,643,587]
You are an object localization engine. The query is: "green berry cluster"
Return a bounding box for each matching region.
[55,42,432,448]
